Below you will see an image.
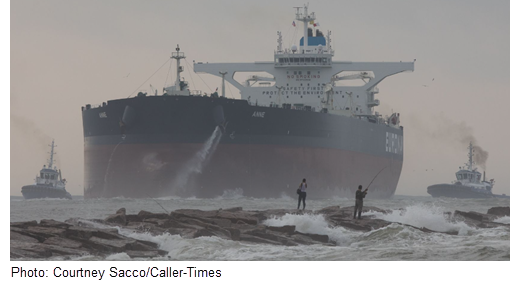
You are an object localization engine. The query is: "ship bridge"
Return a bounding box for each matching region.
[193,4,414,119]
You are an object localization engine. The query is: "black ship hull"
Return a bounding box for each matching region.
[21,185,72,200]
[427,184,493,199]
[82,96,404,199]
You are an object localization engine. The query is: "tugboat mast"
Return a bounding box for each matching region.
[467,142,474,171]
[48,140,55,169]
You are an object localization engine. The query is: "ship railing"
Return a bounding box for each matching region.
[189,90,203,96]
[83,104,103,110]
[171,51,185,58]
[274,54,332,67]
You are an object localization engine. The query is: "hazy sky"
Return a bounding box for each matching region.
[10,0,510,197]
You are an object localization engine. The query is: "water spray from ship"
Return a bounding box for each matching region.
[103,136,125,195]
[168,127,223,195]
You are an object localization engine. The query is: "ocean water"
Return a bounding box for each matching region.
[10,193,510,261]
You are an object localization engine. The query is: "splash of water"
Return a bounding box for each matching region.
[370,203,472,234]
[170,127,222,193]
[263,213,355,246]
[215,188,244,200]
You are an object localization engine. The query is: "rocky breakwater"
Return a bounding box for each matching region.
[10,208,167,260]
[11,206,510,260]
[452,206,510,229]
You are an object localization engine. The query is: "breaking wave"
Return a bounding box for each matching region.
[494,216,510,224]
[262,213,355,246]
[369,203,473,235]
[215,188,245,200]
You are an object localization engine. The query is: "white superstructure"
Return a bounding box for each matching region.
[453,142,494,193]
[194,4,414,123]
[34,140,67,189]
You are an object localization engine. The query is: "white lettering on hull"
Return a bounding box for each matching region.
[386,132,403,154]
[252,111,265,118]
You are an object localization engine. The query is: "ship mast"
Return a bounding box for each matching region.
[172,45,186,90]
[294,4,315,53]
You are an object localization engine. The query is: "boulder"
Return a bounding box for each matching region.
[267,225,296,235]
[10,216,168,260]
[239,234,282,245]
[43,236,83,248]
[105,210,127,226]
[487,207,510,217]
[10,221,38,228]
[454,210,484,222]
[226,228,241,241]
[295,231,330,243]
[39,220,71,228]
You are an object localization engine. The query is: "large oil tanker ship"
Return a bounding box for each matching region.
[82,5,414,198]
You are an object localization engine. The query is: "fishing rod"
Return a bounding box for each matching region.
[366,166,388,190]
[147,194,170,214]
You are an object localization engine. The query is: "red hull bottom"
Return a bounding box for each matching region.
[84,143,402,199]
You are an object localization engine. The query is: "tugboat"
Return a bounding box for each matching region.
[427,142,495,198]
[21,140,72,200]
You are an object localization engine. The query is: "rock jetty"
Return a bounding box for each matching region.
[11,206,510,260]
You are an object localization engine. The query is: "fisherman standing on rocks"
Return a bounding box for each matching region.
[297,178,307,210]
[354,185,368,219]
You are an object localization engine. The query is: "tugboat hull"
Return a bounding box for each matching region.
[21,185,72,200]
[427,184,493,199]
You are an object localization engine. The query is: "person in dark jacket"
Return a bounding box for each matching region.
[354,185,368,219]
[297,178,307,210]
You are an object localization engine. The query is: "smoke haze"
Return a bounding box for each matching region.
[411,113,489,169]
